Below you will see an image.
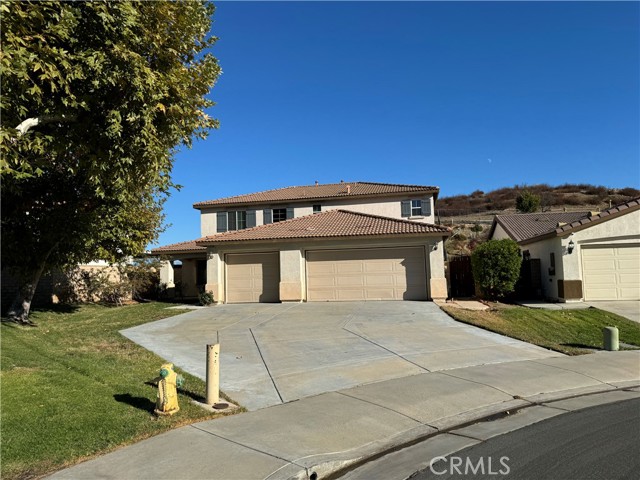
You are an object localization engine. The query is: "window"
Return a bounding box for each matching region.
[411,200,422,216]
[216,210,255,232]
[401,199,431,218]
[263,207,293,224]
[313,204,322,214]
[272,208,287,223]
[548,252,556,276]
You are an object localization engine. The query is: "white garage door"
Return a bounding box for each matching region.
[306,247,428,301]
[582,245,640,300]
[226,252,280,303]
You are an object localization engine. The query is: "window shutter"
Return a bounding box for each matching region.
[246,210,256,228]
[286,207,294,219]
[421,199,431,216]
[401,200,411,217]
[263,209,272,224]
[216,211,227,233]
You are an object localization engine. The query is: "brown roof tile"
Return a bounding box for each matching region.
[151,239,206,255]
[492,211,590,243]
[193,182,439,208]
[197,210,451,244]
[492,197,640,244]
[554,196,640,236]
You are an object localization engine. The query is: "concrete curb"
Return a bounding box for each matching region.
[313,385,640,480]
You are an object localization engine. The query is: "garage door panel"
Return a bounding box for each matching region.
[582,245,640,301]
[226,253,280,303]
[307,247,427,302]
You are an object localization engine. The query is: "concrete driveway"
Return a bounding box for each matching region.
[122,302,562,411]
[588,301,640,323]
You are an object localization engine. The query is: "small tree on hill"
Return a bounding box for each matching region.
[515,190,541,213]
[471,239,522,299]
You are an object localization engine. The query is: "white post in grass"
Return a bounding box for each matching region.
[206,343,220,405]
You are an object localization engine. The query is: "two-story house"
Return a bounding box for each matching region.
[152,181,451,303]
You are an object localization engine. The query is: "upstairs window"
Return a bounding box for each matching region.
[264,207,294,224]
[313,204,322,214]
[272,208,287,223]
[401,199,431,218]
[216,210,255,232]
[411,200,422,216]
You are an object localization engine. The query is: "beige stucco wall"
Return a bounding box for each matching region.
[521,209,640,301]
[562,209,640,281]
[199,195,436,236]
[491,223,510,240]
[159,261,175,288]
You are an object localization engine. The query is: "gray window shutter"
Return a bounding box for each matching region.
[401,200,411,217]
[246,210,256,228]
[216,211,227,232]
[286,207,294,219]
[421,199,431,216]
[263,209,272,224]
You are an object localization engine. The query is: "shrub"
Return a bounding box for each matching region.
[199,290,215,306]
[515,190,541,213]
[471,239,522,299]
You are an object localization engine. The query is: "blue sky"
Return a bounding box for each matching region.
[156,1,639,247]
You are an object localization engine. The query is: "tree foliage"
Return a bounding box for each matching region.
[1,1,221,323]
[515,190,541,213]
[471,239,522,299]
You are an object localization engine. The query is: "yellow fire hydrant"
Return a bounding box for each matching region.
[154,363,184,416]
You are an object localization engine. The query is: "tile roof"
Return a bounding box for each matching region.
[554,196,640,237]
[150,239,206,255]
[492,197,640,244]
[197,210,451,244]
[492,211,589,243]
[193,182,439,208]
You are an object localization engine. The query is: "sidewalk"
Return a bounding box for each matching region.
[49,351,640,480]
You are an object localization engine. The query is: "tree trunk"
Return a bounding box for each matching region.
[6,263,47,325]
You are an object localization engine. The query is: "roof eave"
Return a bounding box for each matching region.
[195,230,450,246]
[193,188,440,210]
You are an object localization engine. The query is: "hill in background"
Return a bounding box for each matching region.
[437,183,640,255]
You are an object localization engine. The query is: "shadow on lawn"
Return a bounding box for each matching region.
[114,393,155,412]
[560,343,601,350]
[143,381,207,403]
[32,304,81,315]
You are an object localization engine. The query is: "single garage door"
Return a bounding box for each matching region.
[306,247,428,301]
[582,245,640,300]
[226,252,280,303]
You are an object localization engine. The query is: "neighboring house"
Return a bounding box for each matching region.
[489,198,640,302]
[153,181,451,303]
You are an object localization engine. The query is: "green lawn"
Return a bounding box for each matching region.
[442,303,640,355]
[1,303,241,480]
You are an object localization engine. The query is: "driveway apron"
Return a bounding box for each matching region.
[121,302,562,410]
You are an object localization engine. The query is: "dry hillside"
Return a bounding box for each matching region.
[438,183,640,255]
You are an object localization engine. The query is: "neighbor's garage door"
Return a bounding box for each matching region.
[582,245,640,300]
[306,247,427,301]
[226,252,280,303]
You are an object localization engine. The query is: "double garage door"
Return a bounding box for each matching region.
[306,247,428,301]
[582,245,640,300]
[225,247,429,303]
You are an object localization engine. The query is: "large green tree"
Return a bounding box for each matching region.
[1,1,221,323]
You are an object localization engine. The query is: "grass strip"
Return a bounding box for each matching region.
[441,303,640,355]
[1,302,242,480]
